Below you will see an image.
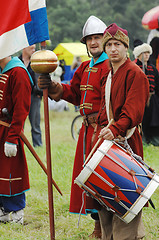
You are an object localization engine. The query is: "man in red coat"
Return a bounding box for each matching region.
[0,56,32,224]
[38,15,110,238]
[92,23,149,240]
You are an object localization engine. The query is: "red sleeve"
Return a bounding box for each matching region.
[6,67,32,144]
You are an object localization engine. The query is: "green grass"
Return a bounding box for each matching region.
[0,103,159,239]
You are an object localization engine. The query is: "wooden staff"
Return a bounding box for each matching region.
[43,88,55,239]
[0,120,62,196]
[30,42,58,240]
[83,119,114,166]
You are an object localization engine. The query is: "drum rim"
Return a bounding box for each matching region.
[123,173,159,223]
[74,140,113,186]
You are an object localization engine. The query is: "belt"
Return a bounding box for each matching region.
[0,117,8,121]
[83,113,98,127]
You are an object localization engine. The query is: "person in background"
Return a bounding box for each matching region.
[0,55,33,224]
[133,40,159,146]
[19,45,43,147]
[38,15,110,239]
[49,62,69,112]
[59,59,66,82]
[92,23,149,240]
[70,56,82,79]
[69,56,82,111]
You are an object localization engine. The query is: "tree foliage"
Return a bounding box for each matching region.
[46,0,158,51]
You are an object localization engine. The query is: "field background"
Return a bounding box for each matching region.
[0,103,158,240]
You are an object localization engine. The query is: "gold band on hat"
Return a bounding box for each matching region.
[103,29,129,49]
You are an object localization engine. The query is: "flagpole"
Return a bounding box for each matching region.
[30,42,58,240]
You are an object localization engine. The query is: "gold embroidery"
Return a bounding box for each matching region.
[0,91,3,100]
[103,29,129,48]
[0,74,8,78]
[0,80,6,84]
[85,67,98,73]
[0,74,8,83]
[80,85,94,91]
[0,177,22,181]
[80,103,93,110]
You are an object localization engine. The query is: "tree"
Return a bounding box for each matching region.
[46,0,159,55]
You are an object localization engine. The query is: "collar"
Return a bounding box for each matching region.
[90,52,108,68]
[0,57,33,86]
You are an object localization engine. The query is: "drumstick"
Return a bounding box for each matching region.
[83,119,114,166]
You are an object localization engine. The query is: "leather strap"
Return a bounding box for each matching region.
[105,71,136,139]
[83,113,98,127]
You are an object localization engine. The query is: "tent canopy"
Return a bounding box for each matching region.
[53,42,90,66]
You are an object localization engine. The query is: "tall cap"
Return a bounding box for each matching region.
[103,23,129,49]
[80,15,106,44]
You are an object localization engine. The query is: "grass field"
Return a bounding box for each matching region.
[0,103,159,240]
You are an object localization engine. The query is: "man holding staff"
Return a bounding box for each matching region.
[93,23,149,240]
[38,15,110,239]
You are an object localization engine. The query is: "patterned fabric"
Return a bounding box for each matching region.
[0,0,49,59]
[136,59,159,94]
[103,23,129,49]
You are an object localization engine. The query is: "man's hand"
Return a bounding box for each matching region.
[38,74,51,89]
[4,142,17,157]
[99,128,114,140]
[38,74,63,101]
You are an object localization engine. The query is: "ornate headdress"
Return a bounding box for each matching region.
[103,23,129,49]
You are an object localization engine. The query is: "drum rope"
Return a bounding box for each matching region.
[85,163,149,202]
[77,191,85,228]
[116,138,152,171]
[87,143,153,202]
[98,149,130,173]
[85,165,114,188]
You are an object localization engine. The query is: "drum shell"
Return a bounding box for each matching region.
[75,140,159,223]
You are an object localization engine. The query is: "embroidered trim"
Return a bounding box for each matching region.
[84,67,98,73]
[80,103,92,110]
[0,177,22,181]
[80,85,94,91]
[103,29,129,48]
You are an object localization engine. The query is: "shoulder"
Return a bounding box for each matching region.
[10,66,29,76]
[102,59,110,70]
[7,67,31,85]
[80,60,90,67]
[124,59,146,76]
[75,60,90,73]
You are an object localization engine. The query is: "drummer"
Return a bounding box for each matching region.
[93,23,149,240]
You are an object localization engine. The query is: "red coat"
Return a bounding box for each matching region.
[0,64,31,196]
[62,53,110,214]
[96,58,149,158]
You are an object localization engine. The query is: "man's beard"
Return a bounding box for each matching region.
[92,51,103,60]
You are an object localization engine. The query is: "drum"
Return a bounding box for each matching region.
[75,140,159,223]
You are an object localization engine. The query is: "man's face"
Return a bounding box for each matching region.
[105,39,127,64]
[24,44,36,57]
[138,52,150,64]
[86,34,103,58]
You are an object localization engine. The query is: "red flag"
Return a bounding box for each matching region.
[0,0,31,36]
